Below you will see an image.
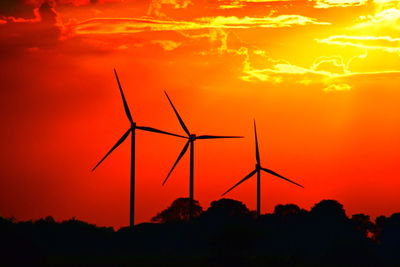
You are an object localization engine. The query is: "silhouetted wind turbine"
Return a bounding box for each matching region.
[92,70,185,227]
[163,91,243,219]
[222,120,303,218]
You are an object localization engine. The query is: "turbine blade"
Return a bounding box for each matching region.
[162,141,190,185]
[114,69,134,124]
[254,120,261,165]
[261,167,304,188]
[222,169,257,196]
[92,128,131,171]
[164,91,190,136]
[197,135,243,139]
[136,126,187,139]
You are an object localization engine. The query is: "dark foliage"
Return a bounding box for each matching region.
[203,198,254,219]
[151,197,203,223]
[1,198,400,266]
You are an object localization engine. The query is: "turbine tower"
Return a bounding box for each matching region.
[163,91,243,220]
[92,70,185,227]
[222,120,303,218]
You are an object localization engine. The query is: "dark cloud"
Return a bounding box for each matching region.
[0,0,36,17]
[0,1,62,55]
[38,1,58,23]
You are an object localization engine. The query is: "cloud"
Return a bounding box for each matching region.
[1,1,59,24]
[248,0,295,1]
[69,13,328,58]
[318,35,400,53]
[152,39,181,50]
[239,47,325,83]
[323,83,351,92]
[351,7,400,34]
[316,5,400,54]
[240,53,357,92]
[216,0,293,9]
[0,0,42,17]
[73,18,200,35]
[216,0,371,10]
[311,56,348,74]
[148,0,192,17]
[241,62,328,83]
[238,43,400,93]
[73,14,329,36]
[0,1,63,52]
[313,0,368,9]
[240,48,345,83]
[198,15,329,28]
[2,0,395,92]
[25,0,124,7]
[218,3,246,10]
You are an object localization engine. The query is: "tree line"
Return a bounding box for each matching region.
[1,198,400,266]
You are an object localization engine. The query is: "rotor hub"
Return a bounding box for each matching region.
[189,134,197,141]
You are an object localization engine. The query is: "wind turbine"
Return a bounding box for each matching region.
[163,91,243,220]
[222,120,304,218]
[92,70,185,227]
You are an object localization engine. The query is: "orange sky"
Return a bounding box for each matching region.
[1,0,400,228]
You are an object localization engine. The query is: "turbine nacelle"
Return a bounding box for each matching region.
[189,134,197,141]
[256,163,261,170]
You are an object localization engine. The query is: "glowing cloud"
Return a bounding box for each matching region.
[218,3,246,9]
[318,35,400,53]
[73,14,329,36]
[152,39,182,50]
[240,48,333,84]
[351,8,400,34]
[148,0,192,17]
[198,15,330,28]
[314,0,368,8]
[323,83,351,92]
[217,0,293,9]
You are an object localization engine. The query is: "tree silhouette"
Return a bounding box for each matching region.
[2,199,399,266]
[373,213,400,264]
[351,213,374,238]
[310,199,346,219]
[151,198,203,223]
[203,198,253,219]
[274,204,306,218]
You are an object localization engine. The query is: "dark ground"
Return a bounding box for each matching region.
[1,198,400,266]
